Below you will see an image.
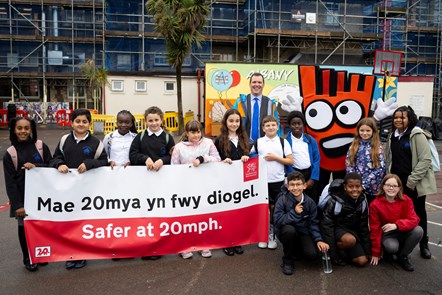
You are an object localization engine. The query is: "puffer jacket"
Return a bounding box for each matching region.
[320,179,371,259]
[274,186,323,243]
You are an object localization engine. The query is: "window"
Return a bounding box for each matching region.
[154,53,191,66]
[135,80,147,92]
[68,85,85,99]
[164,81,175,93]
[324,2,339,26]
[117,54,131,70]
[111,80,124,92]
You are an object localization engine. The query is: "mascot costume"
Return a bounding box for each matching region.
[280,66,397,194]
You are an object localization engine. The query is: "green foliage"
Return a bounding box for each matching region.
[146,0,208,132]
[146,0,208,68]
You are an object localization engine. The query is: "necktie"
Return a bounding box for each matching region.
[251,97,259,141]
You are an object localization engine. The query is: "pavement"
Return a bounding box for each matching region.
[1,125,442,295]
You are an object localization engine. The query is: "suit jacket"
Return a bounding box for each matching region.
[244,94,274,138]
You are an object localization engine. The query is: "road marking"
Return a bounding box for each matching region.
[426,202,442,210]
[429,241,442,248]
[428,220,442,227]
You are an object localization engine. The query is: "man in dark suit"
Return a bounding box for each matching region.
[241,73,277,142]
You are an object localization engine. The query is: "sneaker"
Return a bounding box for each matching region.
[258,242,268,249]
[181,252,193,259]
[398,255,414,271]
[74,260,87,269]
[281,262,294,275]
[200,249,212,258]
[65,261,76,270]
[268,234,278,249]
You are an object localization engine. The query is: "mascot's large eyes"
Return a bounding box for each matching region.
[335,100,363,127]
[305,100,333,131]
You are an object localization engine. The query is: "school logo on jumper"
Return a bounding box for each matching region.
[244,157,259,182]
[35,246,51,258]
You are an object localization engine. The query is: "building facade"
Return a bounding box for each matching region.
[0,0,441,116]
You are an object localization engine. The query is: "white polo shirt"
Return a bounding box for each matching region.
[250,135,292,183]
[290,134,311,170]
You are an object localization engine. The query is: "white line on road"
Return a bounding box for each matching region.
[428,220,442,227]
[429,241,442,248]
[426,202,442,210]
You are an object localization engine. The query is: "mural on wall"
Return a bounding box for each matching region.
[204,63,397,140]
[205,63,299,136]
[3,102,70,123]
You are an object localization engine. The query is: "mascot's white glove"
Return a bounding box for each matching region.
[373,97,398,121]
[280,94,303,113]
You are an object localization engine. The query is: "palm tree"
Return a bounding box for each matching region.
[146,0,208,133]
[80,59,109,112]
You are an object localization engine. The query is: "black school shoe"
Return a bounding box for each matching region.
[397,255,414,272]
[281,262,294,275]
[223,247,235,256]
[24,262,38,272]
[141,256,162,260]
[66,260,87,269]
[234,246,244,254]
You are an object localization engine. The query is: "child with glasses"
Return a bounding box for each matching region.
[274,171,329,275]
[369,174,423,271]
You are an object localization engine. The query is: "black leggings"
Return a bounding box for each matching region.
[404,186,428,237]
[18,225,30,264]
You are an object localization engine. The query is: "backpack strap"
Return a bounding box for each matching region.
[59,133,70,155]
[361,198,367,213]
[94,141,105,160]
[334,202,343,215]
[6,146,18,171]
[280,137,285,158]
[6,140,44,171]
[106,132,114,157]
[35,140,43,159]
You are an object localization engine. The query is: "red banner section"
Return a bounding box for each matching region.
[26,204,268,263]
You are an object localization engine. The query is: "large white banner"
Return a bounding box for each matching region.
[24,158,268,262]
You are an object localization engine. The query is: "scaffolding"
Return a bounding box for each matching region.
[0,0,441,117]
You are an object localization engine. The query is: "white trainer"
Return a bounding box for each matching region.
[181,252,193,259]
[200,249,212,258]
[258,242,268,249]
[267,236,278,249]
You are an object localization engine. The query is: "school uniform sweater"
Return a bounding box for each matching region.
[369,195,420,258]
[50,131,108,169]
[129,131,175,165]
[214,136,248,161]
[3,139,52,217]
[385,127,436,196]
